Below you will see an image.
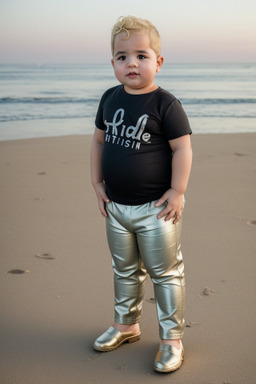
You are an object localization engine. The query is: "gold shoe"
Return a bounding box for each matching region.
[93,326,141,352]
[154,342,184,373]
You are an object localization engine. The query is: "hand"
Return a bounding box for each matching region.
[155,188,184,224]
[94,182,109,217]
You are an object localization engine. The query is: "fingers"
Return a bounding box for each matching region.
[99,200,107,217]
[98,194,109,218]
[94,182,109,217]
[172,209,183,224]
[155,189,184,223]
[157,205,169,220]
[166,209,183,223]
[155,195,167,207]
[157,205,183,223]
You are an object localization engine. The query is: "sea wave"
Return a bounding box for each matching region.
[1,96,256,123]
[182,98,256,105]
[1,96,255,105]
[0,97,98,104]
[1,111,255,123]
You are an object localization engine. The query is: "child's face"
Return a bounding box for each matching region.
[111,31,163,94]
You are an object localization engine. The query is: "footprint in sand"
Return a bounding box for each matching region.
[85,354,101,362]
[247,220,256,226]
[35,253,55,260]
[186,321,199,328]
[117,365,128,370]
[6,269,30,274]
[197,287,217,298]
[202,287,217,296]
[146,297,155,303]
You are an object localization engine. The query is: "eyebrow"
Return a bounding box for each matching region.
[114,50,148,57]
[114,51,126,57]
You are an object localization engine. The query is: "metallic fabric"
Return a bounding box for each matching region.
[93,326,141,352]
[106,200,185,340]
[154,342,184,372]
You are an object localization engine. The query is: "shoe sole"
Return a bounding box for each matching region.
[93,334,140,352]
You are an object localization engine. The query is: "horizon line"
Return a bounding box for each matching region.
[0,61,256,65]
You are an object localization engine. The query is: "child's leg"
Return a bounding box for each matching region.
[136,203,185,341]
[106,201,148,325]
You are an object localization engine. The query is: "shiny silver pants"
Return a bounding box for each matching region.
[106,200,185,340]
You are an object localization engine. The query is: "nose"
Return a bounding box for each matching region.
[127,56,137,67]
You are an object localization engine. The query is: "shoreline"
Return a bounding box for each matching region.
[1,116,256,142]
[1,129,256,144]
[1,133,256,383]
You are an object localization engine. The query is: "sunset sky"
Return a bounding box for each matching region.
[1,0,255,63]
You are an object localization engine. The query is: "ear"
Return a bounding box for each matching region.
[111,58,114,68]
[156,56,164,73]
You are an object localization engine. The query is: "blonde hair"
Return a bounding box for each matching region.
[111,16,161,57]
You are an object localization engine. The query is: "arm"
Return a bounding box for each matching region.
[155,134,192,223]
[90,127,109,217]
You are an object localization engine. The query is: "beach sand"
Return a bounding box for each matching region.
[0,133,255,384]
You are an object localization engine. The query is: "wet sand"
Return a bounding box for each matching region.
[0,133,256,384]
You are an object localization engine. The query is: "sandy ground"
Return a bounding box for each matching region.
[0,133,256,384]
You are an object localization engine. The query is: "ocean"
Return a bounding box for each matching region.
[0,63,255,140]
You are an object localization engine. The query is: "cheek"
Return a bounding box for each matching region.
[113,65,124,79]
[142,65,156,77]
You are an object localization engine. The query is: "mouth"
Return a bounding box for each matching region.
[127,72,139,78]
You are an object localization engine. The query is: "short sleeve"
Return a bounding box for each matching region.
[162,99,192,140]
[95,95,106,130]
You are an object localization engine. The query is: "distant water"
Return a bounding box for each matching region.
[0,63,256,140]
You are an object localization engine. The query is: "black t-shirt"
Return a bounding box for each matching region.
[95,85,192,205]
